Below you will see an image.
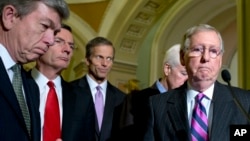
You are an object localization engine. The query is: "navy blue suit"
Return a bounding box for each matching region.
[0,58,40,141]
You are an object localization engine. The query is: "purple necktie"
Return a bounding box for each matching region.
[95,86,104,130]
[191,93,209,141]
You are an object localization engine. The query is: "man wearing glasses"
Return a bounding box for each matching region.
[143,24,250,141]
[31,24,95,141]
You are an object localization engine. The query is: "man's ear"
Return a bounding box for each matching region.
[2,5,18,30]
[163,63,170,76]
[85,58,90,66]
[180,50,185,66]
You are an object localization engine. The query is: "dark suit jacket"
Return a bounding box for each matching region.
[144,81,250,141]
[70,75,126,141]
[132,81,161,125]
[62,77,95,141]
[116,81,162,141]
[0,58,40,141]
[127,81,161,140]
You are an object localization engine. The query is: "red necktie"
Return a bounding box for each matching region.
[43,81,61,141]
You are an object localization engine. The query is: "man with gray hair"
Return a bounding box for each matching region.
[0,1,69,141]
[144,24,250,141]
[122,44,188,140]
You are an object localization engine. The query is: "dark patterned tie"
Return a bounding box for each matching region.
[191,93,208,141]
[12,64,31,136]
[95,85,104,130]
[43,81,61,141]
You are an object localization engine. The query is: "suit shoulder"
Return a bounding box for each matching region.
[216,82,250,102]
[70,77,84,84]
[150,91,168,102]
[150,88,181,103]
[108,83,126,96]
[69,76,88,88]
[232,86,250,98]
[136,87,160,96]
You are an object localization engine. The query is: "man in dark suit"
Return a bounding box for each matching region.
[32,24,95,141]
[70,36,126,141]
[119,44,188,140]
[144,24,250,141]
[0,1,69,141]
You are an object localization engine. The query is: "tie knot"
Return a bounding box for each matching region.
[11,64,20,73]
[47,81,54,88]
[96,85,101,91]
[196,93,206,102]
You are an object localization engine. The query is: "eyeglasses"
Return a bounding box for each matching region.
[187,46,222,58]
[54,37,75,50]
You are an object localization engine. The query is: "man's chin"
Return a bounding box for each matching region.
[96,75,106,81]
[193,76,212,82]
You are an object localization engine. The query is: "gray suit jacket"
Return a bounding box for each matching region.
[144,81,250,141]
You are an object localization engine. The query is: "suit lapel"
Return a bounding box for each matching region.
[75,76,100,139]
[61,78,75,138]
[167,84,190,141]
[102,85,115,126]
[210,82,234,141]
[99,83,116,140]
[22,68,41,141]
[0,58,27,130]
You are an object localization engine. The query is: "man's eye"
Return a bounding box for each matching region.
[192,47,202,52]
[181,72,188,76]
[55,40,61,43]
[107,57,113,61]
[41,24,49,31]
[210,49,218,54]
[96,56,101,59]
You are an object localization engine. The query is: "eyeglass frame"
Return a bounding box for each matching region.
[53,37,76,50]
[185,45,223,59]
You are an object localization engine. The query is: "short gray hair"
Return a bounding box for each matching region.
[0,0,69,20]
[181,24,224,53]
[163,44,182,68]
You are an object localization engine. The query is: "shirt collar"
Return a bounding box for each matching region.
[86,74,107,92]
[31,68,61,89]
[155,79,167,93]
[0,44,16,70]
[187,82,214,102]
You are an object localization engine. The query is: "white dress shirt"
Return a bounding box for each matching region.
[31,68,63,141]
[0,44,26,99]
[86,74,107,104]
[187,83,214,133]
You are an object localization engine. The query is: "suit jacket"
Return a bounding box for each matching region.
[63,78,95,141]
[0,58,40,141]
[132,81,161,124]
[70,75,126,141]
[127,81,161,140]
[144,81,250,141]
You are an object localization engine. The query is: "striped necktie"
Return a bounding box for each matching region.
[191,93,208,141]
